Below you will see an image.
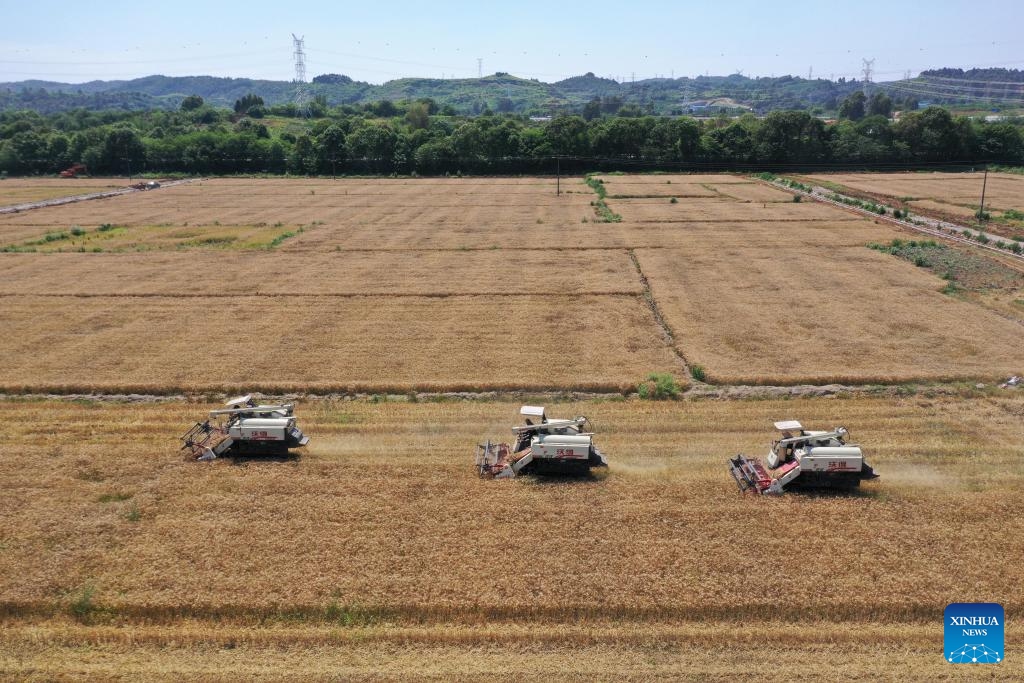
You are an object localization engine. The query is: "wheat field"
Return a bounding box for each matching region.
[2,175,1023,390]
[0,395,1022,680]
[638,244,1024,383]
[3,174,1024,678]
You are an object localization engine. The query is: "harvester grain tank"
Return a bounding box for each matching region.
[729,420,878,494]
[475,405,608,478]
[181,394,310,460]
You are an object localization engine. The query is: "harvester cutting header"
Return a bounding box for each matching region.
[729,420,878,494]
[476,406,608,478]
[181,394,310,460]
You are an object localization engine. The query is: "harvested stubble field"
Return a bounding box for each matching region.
[802,171,1024,237]
[638,244,1024,384]
[593,173,797,203]
[1,396,1022,680]
[0,250,642,296]
[607,196,856,223]
[802,171,1024,212]
[0,177,596,235]
[0,177,132,205]
[2,174,1023,392]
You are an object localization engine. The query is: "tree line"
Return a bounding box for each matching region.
[1,95,1022,177]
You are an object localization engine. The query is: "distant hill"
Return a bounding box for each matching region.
[3,68,1021,115]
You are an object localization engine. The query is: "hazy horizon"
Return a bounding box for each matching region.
[2,1,1022,86]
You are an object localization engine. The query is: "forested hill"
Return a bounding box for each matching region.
[5,67,1022,116]
[3,71,869,115]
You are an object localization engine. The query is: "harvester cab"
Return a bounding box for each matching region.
[729,420,878,494]
[476,405,608,478]
[180,394,310,461]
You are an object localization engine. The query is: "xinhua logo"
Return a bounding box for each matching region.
[945,603,1004,664]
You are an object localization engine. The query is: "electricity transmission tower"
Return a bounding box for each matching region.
[292,34,310,116]
[861,58,875,95]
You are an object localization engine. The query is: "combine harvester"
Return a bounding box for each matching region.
[476,405,608,478]
[729,420,878,494]
[181,394,310,460]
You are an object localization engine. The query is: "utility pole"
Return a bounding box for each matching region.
[808,66,813,80]
[555,157,560,196]
[477,58,483,78]
[978,166,989,222]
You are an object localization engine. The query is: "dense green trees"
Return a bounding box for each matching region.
[0,104,1021,177]
[838,92,867,121]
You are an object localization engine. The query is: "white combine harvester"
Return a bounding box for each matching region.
[180,394,310,460]
[476,405,608,478]
[729,420,878,494]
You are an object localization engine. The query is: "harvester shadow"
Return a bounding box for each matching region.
[786,486,883,500]
[518,470,609,486]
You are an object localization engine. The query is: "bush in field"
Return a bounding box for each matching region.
[638,372,680,399]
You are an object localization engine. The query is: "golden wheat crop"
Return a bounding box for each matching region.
[0,294,679,393]
[0,396,1021,680]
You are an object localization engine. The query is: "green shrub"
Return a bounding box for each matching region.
[70,226,86,236]
[792,194,801,203]
[670,197,678,204]
[690,364,707,383]
[637,372,680,399]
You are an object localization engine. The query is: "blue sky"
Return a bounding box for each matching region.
[1,1,1021,84]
